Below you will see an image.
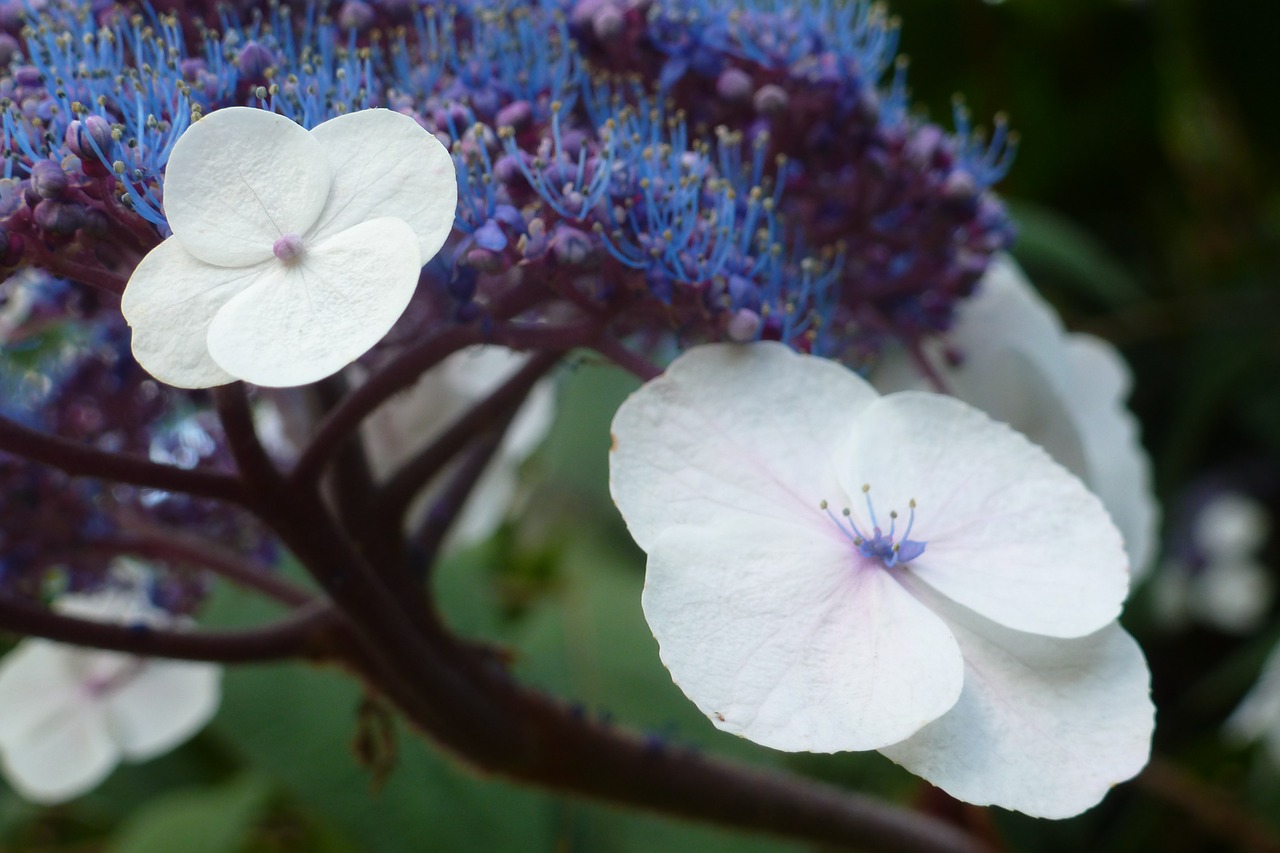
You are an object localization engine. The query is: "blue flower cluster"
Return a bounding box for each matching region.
[3,0,1014,360]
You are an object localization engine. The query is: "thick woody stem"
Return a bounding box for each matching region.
[211,371,990,853]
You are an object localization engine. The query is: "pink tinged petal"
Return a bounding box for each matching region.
[642,519,964,752]
[120,238,252,388]
[880,580,1154,819]
[838,393,1128,638]
[162,107,331,267]
[0,643,120,804]
[610,342,880,551]
[105,659,222,761]
[307,109,457,263]
[1064,335,1159,576]
[205,217,422,387]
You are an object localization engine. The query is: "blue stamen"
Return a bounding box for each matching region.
[821,487,927,569]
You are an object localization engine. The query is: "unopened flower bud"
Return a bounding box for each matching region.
[716,68,754,104]
[236,41,275,80]
[464,246,505,273]
[495,100,533,133]
[338,0,375,31]
[28,160,70,200]
[942,170,977,204]
[550,225,596,266]
[753,84,789,117]
[726,308,761,342]
[33,199,85,235]
[13,65,41,88]
[592,4,624,39]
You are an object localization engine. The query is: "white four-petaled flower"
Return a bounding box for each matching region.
[122,107,457,388]
[0,584,221,804]
[609,342,1154,818]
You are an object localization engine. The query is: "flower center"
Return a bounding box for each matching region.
[821,484,927,568]
[272,232,305,261]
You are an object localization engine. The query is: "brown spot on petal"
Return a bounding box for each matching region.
[609,431,618,452]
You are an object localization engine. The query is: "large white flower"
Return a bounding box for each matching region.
[874,255,1159,577]
[121,107,457,389]
[610,342,1153,818]
[0,585,221,805]
[362,346,556,548]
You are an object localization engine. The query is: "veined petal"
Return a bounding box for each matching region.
[206,217,422,387]
[837,392,1128,638]
[308,109,457,263]
[105,659,221,761]
[120,237,253,389]
[643,518,963,752]
[163,107,331,267]
[610,342,880,550]
[880,578,1153,818]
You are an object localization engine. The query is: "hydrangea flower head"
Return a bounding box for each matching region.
[0,579,221,804]
[121,107,457,388]
[609,342,1154,817]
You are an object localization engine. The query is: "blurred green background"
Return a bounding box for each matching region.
[5,0,1280,849]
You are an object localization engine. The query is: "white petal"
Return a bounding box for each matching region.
[0,643,119,805]
[121,238,250,388]
[610,342,880,550]
[163,107,331,267]
[105,659,222,761]
[1064,335,1159,575]
[0,642,84,750]
[1225,640,1280,748]
[308,109,457,263]
[643,518,963,752]
[838,393,1128,638]
[206,217,422,387]
[880,581,1154,819]
[442,347,558,460]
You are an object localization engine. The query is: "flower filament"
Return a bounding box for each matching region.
[822,485,927,568]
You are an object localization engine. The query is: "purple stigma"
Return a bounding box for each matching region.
[273,233,305,261]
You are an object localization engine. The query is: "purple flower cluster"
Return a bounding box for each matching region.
[4,0,1013,362]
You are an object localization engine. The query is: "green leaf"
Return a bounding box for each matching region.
[1006,199,1145,307]
[106,773,273,853]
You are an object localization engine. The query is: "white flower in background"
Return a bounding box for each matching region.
[610,342,1153,818]
[1226,640,1280,765]
[873,254,1159,578]
[122,107,457,389]
[1153,492,1273,634]
[362,346,556,548]
[0,579,221,805]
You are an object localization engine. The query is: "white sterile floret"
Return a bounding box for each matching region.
[873,254,1159,578]
[122,107,457,389]
[361,346,556,548]
[0,584,221,804]
[1226,640,1280,766]
[609,342,1154,818]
